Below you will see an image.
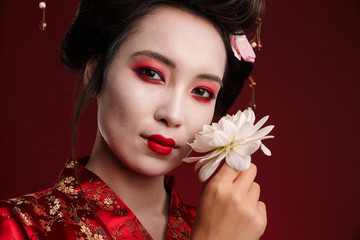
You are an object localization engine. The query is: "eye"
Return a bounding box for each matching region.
[191,88,215,100]
[136,67,164,82]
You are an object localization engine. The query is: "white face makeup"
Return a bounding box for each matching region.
[97,6,227,176]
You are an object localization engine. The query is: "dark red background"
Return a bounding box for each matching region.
[1,0,359,239]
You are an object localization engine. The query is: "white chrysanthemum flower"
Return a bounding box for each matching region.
[183,108,274,182]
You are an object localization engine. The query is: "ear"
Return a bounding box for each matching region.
[84,56,101,99]
[84,56,99,88]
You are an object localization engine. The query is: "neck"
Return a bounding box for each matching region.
[86,130,170,215]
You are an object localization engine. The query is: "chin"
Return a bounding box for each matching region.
[131,157,184,177]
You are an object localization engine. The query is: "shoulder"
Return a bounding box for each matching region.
[0,188,55,239]
[0,186,89,239]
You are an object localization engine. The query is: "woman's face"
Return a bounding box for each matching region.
[97,6,227,176]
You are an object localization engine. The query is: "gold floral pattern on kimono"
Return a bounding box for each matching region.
[0,157,196,239]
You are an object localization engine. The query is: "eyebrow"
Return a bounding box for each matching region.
[198,73,223,87]
[132,50,223,87]
[132,50,175,68]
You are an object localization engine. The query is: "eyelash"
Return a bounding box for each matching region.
[135,67,164,83]
[191,87,215,102]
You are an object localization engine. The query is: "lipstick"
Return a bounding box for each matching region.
[147,134,176,155]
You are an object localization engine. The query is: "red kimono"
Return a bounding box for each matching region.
[0,158,196,239]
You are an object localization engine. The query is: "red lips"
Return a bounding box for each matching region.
[147,134,176,155]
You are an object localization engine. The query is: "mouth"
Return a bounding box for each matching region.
[145,134,176,155]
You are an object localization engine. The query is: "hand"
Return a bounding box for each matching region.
[191,163,267,240]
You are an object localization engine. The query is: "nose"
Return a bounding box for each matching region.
[154,91,184,128]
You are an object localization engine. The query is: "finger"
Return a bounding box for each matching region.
[258,201,266,212]
[258,201,267,228]
[233,163,257,193]
[212,162,241,183]
[247,182,261,204]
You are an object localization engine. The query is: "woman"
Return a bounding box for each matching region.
[0,0,266,239]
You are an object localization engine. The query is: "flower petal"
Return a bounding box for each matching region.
[213,130,233,146]
[237,122,255,138]
[260,143,271,156]
[190,143,216,153]
[245,108,256,124]
[236,110,247,127]
[261,135,275,140]
[230,35,256,63]
[225,150,251,171]
[193,148,225,170]
[232,142,260,156]
[221,118,238,134]
[196,148,228,175]
[198,158,222,182]
[195,157,212,171]
[246,125,274,141]
[230,36,242,61]
[182,156,203,163]
[197,149,224,163]
[253,115,269,132]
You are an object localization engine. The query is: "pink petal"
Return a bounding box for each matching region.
[230,35,256,63]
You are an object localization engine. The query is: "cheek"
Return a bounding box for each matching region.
[97,81,140,136]
[185,104,215,140]
[100,75,152,115]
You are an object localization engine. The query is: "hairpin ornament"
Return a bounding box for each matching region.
[230,34,256,63]
[250,20,262,51]
[39,1,47,31]
[230,30,261,110]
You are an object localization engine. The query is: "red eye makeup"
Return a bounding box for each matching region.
[130,52,221,103]
[191,84,218,103]
[131,57,167,84]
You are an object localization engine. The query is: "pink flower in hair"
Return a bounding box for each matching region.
[230,34,256,63]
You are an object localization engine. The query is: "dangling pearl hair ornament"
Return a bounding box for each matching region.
[250,18,262,51]
[248,18,262,110]
[248,76,256,110]
[39,1,47,31]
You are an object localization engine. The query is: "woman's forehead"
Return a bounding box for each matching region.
[119,6,227,77]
